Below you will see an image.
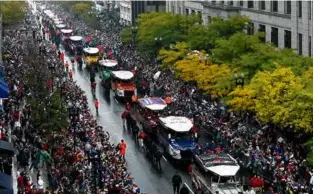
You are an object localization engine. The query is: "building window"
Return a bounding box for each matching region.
[309,1,312,20]
[212,0,216,4]
[247,22,254,35]
[298,33,302,55]
[271,1,278,12]
[284,30,291,48]
[298,1,302,17]
[221,1,224,4]
[271,27,278,47]
[208,16,212,24]
[258,24,266,42]
[309,36,312,56]
[191,10,195,14]
[248,1,254,8]
[228,1,233,5]
[185,8,189,15]
[171,6,175,14]
[259,1,266,10]
[239,1,243,6]
[285,0,291,14]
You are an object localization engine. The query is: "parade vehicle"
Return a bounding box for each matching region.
[192,153,243,194]
[111,71,136,99]
[69,36,83,55]
[99,59,118,90]
[55,24,66,30]
[130,97,167,132]
[83,47,100,67]
[157,116,197,162]
[61,29,73,50]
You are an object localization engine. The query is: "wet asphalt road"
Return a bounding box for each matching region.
[65,54,194,194]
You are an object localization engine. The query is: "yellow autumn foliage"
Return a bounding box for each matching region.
[174,51,233,99]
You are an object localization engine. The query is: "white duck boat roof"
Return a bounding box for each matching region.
[112,71,134,80]
[69,36,83,41]
[60,29,73,34]
[138,97,167,111]
[99,59,118,67]
[56,24,66,29]
[159,116,193,132]
[83,47,99,54]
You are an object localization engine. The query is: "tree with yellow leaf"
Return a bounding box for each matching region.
[228,67,313,132]
[0,1,26,26]
[158,42,189,69]
[175,51,233,99]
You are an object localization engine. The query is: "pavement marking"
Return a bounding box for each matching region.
[115,99,119,104]
[162,156,167,162]
[184,182,194,194]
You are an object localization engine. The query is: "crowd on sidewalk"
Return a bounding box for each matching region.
[1,8,145,194]
[44,3,313,193]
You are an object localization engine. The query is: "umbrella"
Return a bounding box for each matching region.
[153,71,161,80]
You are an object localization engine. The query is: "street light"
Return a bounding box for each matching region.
[131,26,138,48]
[234,73,245,87]
[154,36,163,53]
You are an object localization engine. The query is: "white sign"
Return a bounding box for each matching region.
[159,116,193,132]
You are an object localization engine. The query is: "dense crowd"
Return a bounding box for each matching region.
[1,2,312,194]
[1,6,144,194]
[46,3,313,193]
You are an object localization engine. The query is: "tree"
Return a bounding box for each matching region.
[72,2,92,16]
[187,16,250,51]
[305,138,313,166]
[0,1,26,26]
[158,42,189,69]
[196,64,234,99]
[174,51,233,99]
[120,27,132,45]
[136,12,199,54]
[229,67,312,132]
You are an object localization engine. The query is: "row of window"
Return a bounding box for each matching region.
[210,0,312,19]
[248,22,311,56]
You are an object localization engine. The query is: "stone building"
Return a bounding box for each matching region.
[166,0,313,56]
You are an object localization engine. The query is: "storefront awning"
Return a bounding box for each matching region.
[0,80,9,99]
[0,141,16,157]
[0,173,13,193]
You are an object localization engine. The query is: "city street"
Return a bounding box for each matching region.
[68,57,194,193]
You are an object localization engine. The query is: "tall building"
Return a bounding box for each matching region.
[166,0,313,56]
[120,0,166,25]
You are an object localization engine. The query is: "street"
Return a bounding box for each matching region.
[68,57,194,194]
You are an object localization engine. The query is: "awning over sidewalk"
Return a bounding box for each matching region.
[0,80,9,99]
[0,140,16,157]
[0,173,13,193]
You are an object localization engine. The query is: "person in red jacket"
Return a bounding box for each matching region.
[187,163,193,175]
[256,176,264,187]
[17,174,25,192]
[249,175,258,188]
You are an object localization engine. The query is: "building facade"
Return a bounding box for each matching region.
[120,0,166,25]
[166,0,313,56]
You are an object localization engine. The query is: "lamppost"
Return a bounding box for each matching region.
[204,54,209,65]
[131,26,138,48]
[234,73,245,88]
[154,37,163,53]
